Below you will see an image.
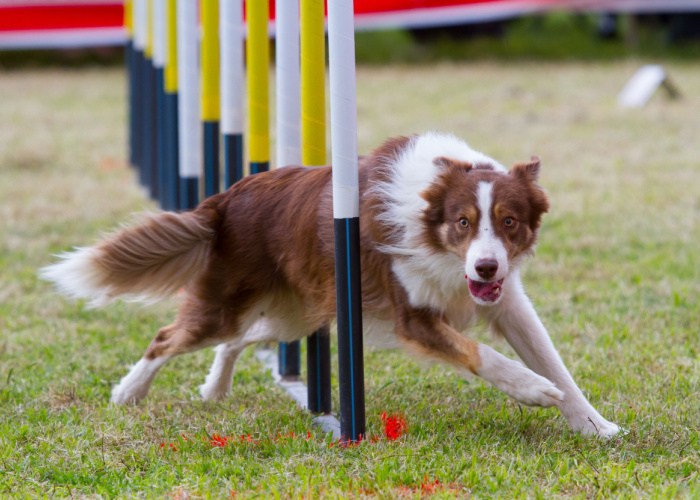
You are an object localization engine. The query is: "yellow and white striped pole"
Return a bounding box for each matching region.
[246,0,269,174]
[202,0,221,197]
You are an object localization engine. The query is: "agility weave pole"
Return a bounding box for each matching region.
[144,0,158,201]
[328,0,366,442]
[153,0,167,208]
[300,0,332,416]
[124,1,137,171]
[163,0,179,211]
[201,0,221,198]
[176,0,199,210]
[220,0,245,188]
[275,0,303,383]
[131,0,148,193]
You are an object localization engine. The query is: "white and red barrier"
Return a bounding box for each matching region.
[2,0,699,50]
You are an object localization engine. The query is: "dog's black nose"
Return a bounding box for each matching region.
[475,259,498,280]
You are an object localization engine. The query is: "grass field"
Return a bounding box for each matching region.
[1,61,699,498]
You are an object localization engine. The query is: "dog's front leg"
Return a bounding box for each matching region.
[488,272,621,437]
[394,306,563,408]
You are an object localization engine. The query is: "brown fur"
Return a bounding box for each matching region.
[93,209,218,303]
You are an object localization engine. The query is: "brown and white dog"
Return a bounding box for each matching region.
[42,132,620,437]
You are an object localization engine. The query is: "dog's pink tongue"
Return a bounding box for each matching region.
[467,278,503,302]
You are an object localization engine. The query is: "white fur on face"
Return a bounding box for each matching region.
[375,132,506,311]
[465,182,509,285]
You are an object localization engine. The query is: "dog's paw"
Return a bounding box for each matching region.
[572,413,622,438]
[198,381,230,402]
[110,381,147,405]
[109,358,165,405]
[559,399,623,438]
[477,347,563,407]
[501,367,564,408]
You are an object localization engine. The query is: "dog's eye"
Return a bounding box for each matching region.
[504,217,515,227]
[458,218,469,228]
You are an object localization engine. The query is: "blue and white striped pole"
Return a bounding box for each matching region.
[177,0,200,209]
[220,0,245,188]
[328,0,365,442]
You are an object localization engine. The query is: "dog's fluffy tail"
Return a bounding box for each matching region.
[41,208,218,307]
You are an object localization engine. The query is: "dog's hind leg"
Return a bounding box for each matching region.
[199,341,245,401]
[111,294,238,404]
[198,318,293,401]
[111,323,179,404]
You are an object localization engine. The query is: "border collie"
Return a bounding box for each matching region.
[42,132,620,437]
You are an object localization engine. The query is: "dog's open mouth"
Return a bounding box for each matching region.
[467,278,504,303]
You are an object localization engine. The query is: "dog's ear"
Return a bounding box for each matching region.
[433,157,452,169]
[419,181,445,207]
[511,155,541,182]
[433,157,473,172]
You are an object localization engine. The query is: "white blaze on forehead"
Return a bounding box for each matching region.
[465,181,509,282]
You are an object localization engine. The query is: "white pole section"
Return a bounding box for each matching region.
[275,0,301,168]
[177,0,201,179]
[134,0,147,51]
[153,0,166,69]
[220,0,245,136]
[328,0,359,219]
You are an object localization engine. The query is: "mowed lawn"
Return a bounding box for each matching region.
[1,61,699,498]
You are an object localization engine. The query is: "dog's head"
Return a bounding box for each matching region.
[420,156,549,306]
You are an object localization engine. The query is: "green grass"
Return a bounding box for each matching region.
[1,62,699,498]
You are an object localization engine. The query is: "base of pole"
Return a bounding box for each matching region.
[278,341,300,377]
[256,348,341,440]
[334,217,366,443]
[307,325,332,414]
